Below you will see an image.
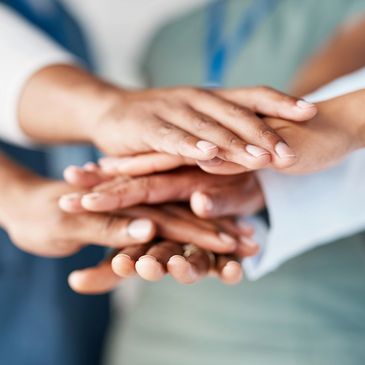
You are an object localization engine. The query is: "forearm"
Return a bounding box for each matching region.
[0,153,43,229]
[18,64,123,144]
[317,89,365,150]
[291,16,365,96]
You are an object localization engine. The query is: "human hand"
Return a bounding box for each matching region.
[116,92,364,175]
[61,165,265,219]
[68,207,250,294]
[0,178,157,257]
[92,86,316,170]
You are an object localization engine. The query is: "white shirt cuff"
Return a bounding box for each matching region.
[0,5,78,147]
[242,150,365,280]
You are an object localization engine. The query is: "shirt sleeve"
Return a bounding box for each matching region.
[0,4,78,147]
[242,67,365,280]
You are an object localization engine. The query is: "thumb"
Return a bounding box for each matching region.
[190,184,264,219]
[73,214,156,248]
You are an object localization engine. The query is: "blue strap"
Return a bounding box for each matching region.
[206,0,278,86]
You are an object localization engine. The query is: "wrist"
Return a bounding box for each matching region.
[19,64,124,144]
[317,92,365,152]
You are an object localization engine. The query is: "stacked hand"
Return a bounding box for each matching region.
[58,165,265,294]
[93,91,365,176]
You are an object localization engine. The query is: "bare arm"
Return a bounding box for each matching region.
[291,16,365,96]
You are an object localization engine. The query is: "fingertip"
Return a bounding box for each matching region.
[190,191,214,218]
[68,270,88,293]
[237,237,260,257]
[196,141,219,159]
[127,218,156,242]
[220,262,243,285]
[63,165,81,184]
[167,255,199,284]
[135,255,165,281]
[58,193,84,213]
[111,254,136,278]
[289,99,317,121]
[214,232,238,253]
[81,192,120,212]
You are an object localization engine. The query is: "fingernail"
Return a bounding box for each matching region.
[246,144,270,158]
[196,140,218,153]
[127,219,154,240]
[218,232,237,247]
[83,162,97,171]
[99,157,130,173]
[197,157,223,166]
[84,192,102,200]
[82,192,120,210]
[191,192,214,212]
[61,192,81,202]
[68,271,82,288]
[274,141,296,158]
[138,255,158,263]
[65,165,80,172]
[296,99,315,109]
[224,261,240,271]
[240,236,260,248]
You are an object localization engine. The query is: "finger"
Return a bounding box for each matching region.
[163,104,271,169]
[79,168,240,212]
[168,245,211,284]
[68,260,121,294]
[193,96,296,167]
[161,204,217,230]
[122,206,238,253]
[143,117,219,161]
[111,244,151,278]
[59,192,85,213]
[215,255,243,285]
[197,158,249,175]
[214,86,317,121]
[99,154,195,177]
[135,241,184,281]
[161,204,258,258]
[63,164,110,188]
[214,217,254,238]
[190,179,264,218]
[73,215,156,248]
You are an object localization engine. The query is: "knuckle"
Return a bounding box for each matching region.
[157,121,175,136]
[194,115,213,131]
[228,104,250,119]
[223,133,243,150]
[258,126,280,145]
[137,177,153,202]
[100,215,127,243]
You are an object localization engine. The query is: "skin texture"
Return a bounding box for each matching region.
[61,163,264,294]
[291,16,365,96]
[0,154,259,258]
[69,216,248,295]
[61,166,265,218]
[19,65,317,170]
[101,91,365,176]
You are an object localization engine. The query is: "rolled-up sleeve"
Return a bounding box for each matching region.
[0,4,77,147]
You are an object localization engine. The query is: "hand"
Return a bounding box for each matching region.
[61,165,265,219]
[68,207,250,295]
[19,66,317,170]
[93,86,316,170]
[262,92,365,174]
[119,92,365,175]
[0,177,157,257]
[68,242,244,295]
